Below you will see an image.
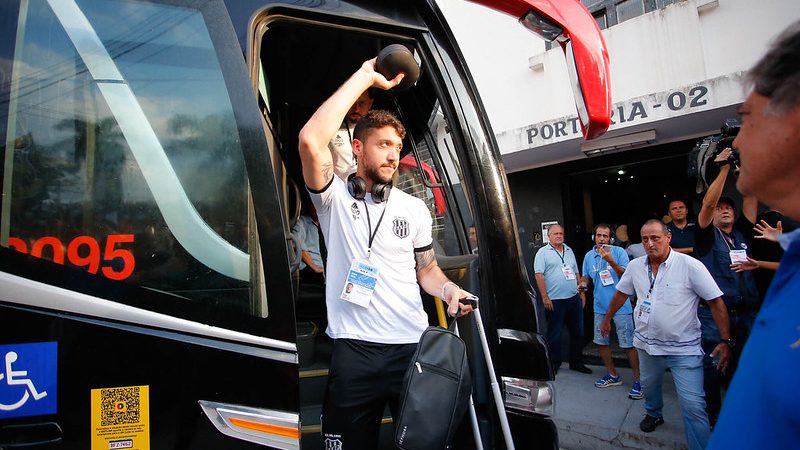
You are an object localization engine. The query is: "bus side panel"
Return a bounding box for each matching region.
[0,301,295,449]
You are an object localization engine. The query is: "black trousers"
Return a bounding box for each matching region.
[545,294,585,368]
[321,338,417,450]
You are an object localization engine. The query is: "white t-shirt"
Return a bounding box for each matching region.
[616,249,723,356]
[309,176,433,344]
[328,126,357,180]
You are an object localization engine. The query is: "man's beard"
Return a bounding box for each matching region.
[365,164,394,185]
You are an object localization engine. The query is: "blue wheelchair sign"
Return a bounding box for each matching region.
[0,342,57,419]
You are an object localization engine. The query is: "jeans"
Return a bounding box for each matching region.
[637,350,709,450]
[545,293,584,368]
[593,313,634,347]
[698,303,757,423]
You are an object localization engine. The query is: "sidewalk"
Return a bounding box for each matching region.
[553,363,688,450]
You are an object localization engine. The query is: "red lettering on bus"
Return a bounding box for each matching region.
[8,234,135,281]
[31,236,66,264]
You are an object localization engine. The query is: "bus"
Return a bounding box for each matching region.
[0,0,610,448]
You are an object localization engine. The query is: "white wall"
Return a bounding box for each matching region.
[436,0,800,159]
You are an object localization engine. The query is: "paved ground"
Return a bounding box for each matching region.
[553,363,688,450]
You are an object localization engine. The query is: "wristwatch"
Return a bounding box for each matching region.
[722,338,735,349]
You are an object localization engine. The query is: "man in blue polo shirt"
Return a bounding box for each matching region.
[708,21,800,449]
[581,224,641,398]
[534,223,591,374]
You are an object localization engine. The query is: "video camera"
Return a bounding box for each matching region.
[687,118,741,193]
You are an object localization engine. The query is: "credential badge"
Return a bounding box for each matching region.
[393,217,410,238]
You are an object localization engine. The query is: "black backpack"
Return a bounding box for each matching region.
[395,326,472,450]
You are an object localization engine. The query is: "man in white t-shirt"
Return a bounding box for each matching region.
[328,89,373,179]
[601,220,731,450]
[298,56,475,450]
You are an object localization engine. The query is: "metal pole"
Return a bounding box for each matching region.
[473,309,515,450]
[453,321,485,450]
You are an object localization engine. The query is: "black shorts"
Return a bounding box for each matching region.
[321,338,417,450]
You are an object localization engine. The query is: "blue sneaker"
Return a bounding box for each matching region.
[594,373,622,388]
[628,380,643,399]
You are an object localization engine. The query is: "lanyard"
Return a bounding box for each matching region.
[715,227,736,251]
[646,259,658,298]
[343,121,354,144]
[551,244,566,265]
[362,198,388,258]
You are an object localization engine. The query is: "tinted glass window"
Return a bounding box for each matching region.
[396,104,474,255]
[2,0,263,315]
[616,0,645,24]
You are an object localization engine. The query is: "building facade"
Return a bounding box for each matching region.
[438,0,799,269]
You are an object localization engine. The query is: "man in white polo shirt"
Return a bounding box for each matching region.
[601,220,731,450]
[298,56,475,450]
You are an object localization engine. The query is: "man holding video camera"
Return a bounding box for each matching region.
[707,20,800,449]
[695,147,757,427]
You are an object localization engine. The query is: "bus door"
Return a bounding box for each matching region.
[0,1,301,449]
[250,3,517,447]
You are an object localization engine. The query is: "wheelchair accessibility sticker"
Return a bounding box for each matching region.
[0,342,57,419]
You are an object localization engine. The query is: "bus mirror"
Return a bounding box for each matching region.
[564,41,590,134]
[520,10,563,41]
[468,0,612,140]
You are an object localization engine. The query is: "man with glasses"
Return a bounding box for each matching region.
[601,220,731,450]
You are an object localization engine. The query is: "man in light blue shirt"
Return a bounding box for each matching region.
[581,224,641,399]
[534,223,591,374]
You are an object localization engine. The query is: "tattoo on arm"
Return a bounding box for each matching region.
[321,161,334,184]
[414,248,436,271]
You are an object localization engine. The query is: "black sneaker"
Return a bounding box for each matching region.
[569,364,592,374]
[639,415,664,432]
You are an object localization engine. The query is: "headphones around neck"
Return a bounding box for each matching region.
[347,173,391,203]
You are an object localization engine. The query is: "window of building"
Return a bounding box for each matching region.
[616,0,646,24]
[593,10,608,30]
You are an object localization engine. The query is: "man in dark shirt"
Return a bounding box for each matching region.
[695,148,757,427]
[665,199,696,254]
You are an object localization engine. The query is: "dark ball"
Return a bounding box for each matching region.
[376,44,420,91]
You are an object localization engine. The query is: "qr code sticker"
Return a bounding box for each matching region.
[100,387,141,426]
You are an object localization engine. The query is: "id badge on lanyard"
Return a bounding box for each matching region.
[636,299,652,324]
[638,261,657,324]
[599,268,614,286]
[553,246,575,280]
[729,249,748,264]
[340,259,380,307]
[340,198,388,307]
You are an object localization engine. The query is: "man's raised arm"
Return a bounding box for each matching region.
[698,148,733,229]
[298,59,403,191]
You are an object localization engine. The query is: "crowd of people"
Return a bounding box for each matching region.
[535,20,800,450]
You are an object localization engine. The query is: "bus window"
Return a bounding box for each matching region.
[1,0,266,316]
[395,103,475,256]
